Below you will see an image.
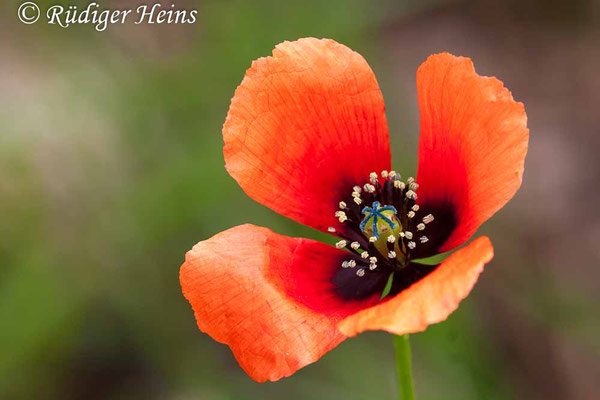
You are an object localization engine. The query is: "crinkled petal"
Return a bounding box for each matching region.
[338,236,493,336]
[223,38,390,233]
[416,53,529,252]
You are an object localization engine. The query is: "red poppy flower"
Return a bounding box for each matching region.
[180,38,528,382]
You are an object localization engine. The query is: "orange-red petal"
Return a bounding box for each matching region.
[338,236,493,336]
[223,38,390,233]
[180,224,382,382]
[416,53,529,252]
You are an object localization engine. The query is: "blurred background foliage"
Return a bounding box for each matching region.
[2,0,600,399]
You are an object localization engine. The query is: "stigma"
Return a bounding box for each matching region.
[329,171,436,278]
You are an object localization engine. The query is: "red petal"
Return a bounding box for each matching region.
[180,224,380,382]
[416,53,529,252]
[338,236,493,336]
[223,38,390,233]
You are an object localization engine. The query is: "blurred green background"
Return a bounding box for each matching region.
[2,0,600,399]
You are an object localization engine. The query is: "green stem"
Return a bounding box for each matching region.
[394,334,416,400]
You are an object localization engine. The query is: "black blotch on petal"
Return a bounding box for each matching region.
[387,262,438,297]
[410,201,457,260]
[332,264,390,300]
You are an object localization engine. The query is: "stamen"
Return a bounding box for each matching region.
[363,183,376,193]
[335,240,347,249]
[335,211,348,223]
[369,172,378,184]
[393,180,405,189]
[333,172,440,280]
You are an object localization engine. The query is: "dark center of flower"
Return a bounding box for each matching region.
[329,170,436,281]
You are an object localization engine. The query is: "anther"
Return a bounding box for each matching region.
[381,170,388,178]
[409,182,419,191]
[417,223,425,231]
[335,240,347,249]
[364,183,376,193]
[387,235,396,243]
[369,172,378,184]
[353,197,362,205]
[393,180,405,189]
[389,170,397,178]
[350,242,360,250]
[342,261,349,268]
[356,268,365,277]
[407,241,416,249]
[348,260,356,268]
[353,186,362,193]
[335,210,348,223]
[420,236,429,243]
[369,236,377,243]
[352,191,361,198]
[405,190,417,200]
[328,227,336,233]
[361,251,369,259]
[339,201,347,209]
[423,214,434,224]
[407,211,415,219]
[369,263,377,270]
[404,231,413,240]
[407,177,415,184]
[369,257,378,264]
[388,251,397,259]
[411,204,419,212]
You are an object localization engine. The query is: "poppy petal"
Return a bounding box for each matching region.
[180,224,381,382]
[416,53,529,252]
[223,38,390,233]
[337,236,493,336]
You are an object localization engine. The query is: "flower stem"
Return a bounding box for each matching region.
[393,334,416,400]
